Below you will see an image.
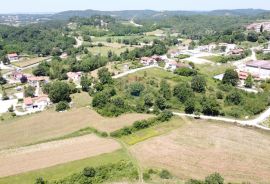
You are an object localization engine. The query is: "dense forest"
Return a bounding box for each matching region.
[0,21,75,58]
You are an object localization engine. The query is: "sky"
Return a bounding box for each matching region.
[0,0,270,14]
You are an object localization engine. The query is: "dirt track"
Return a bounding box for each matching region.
[0,134,121,177]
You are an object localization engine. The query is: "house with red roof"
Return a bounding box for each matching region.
[23,95,50,111]
[7,53,19,62]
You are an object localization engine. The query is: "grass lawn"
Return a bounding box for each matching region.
[200,55,223,62]
[120,117,186,145]
[12,57,47,68]
[0,149,128,184]
[71,92,92,108]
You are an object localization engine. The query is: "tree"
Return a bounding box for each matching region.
[247,32,258,42]
[191,76,206,93]
[56,101,70,112]
[80,75,92,92]
[185,98,195,114]
[0,74,7,85]
[20,75,28,84]
[174,67,197,76]
[173,83,193,103]
[155,96,167,110]
[83,167,96,177]
[225,90,243,105]
[98,67,113,85]
[222,69,239,86]
[129,82,145,96]
[35,177,46,184]
[48,81,71,103]
[24,86,35,97]
[144,94,154,107]
[159,169,172,179]
[205,173,224,184]
[260,25,264,33]
[201,96,220,116]
[92,92,108,108]
[245,74,253,88]
[159,80,171,100]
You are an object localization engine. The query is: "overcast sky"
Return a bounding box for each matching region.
[1,0,270,14]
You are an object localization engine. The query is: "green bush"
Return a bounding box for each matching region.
[83,167,96,177]
[159,169,172,179]
[174,67,197,76]
[56,101,70,112]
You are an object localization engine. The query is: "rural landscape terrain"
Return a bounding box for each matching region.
[1,2,270,184]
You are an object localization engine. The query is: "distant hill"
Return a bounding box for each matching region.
[52,9,270,20]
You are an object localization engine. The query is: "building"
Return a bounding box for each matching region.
[165,60,189,71]
[28,76,49,87]
[67,72,82,83]
[247,22,270,32]
[140,57,157,66]
[237,71,260,81]
[10,71,23,81]
[244,60,270,79]
[228,48,244,56]
[7,53,19,62]
[23,95,50,111]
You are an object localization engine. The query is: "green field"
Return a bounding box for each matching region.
[120,117,185,145]
[0,149,128,184]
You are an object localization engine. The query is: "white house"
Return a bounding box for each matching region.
[7,53,19,62]
[23,95,50,111]
[67,72,82,83]
[165,60,189,71]
[28,76,49,87]
[140,57,157,66]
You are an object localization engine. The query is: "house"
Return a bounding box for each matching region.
[244,60,270,79]
[7,53,19,62]
[228,48,244,55]
[23,95,50,111]
[28,76,49,87]
[10,71,23,81]
[247,22,270,33]
[237,71,260,81]
[67,72,82,83]
[165,60,189,71]
[140,57,157,66]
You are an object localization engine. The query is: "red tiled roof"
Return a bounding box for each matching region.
[24,97,33,105]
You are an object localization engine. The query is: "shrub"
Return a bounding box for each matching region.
[56,101,70,112]
[225,90,243,105]
[157,110,173,122]
[205,172,224,184]
[191,76,206,93]
[129,82,145,96]
[143,172,151,181]
[159,169,172,179]
[174,67,197,76]
[83,167,96,177]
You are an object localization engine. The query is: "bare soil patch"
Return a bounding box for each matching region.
[130,119,270,183]
[0,107,154,149]
[0,134,120,177]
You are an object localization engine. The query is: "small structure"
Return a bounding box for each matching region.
[140,57,157,66]
[7,53,19,62]
[23,95,50,111]
[242,60,270,79]
[60,52,68,59]
[165,60,189,71]
[67,72,82,83]
[28,76,49,87]
[228,48,244,55]
[247,22,270,33]
[237,71,260,81]
[10,70,23,81]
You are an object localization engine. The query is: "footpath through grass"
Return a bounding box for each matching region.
[0,149,128,184]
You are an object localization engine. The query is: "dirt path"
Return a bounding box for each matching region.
[0,134,121,177]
